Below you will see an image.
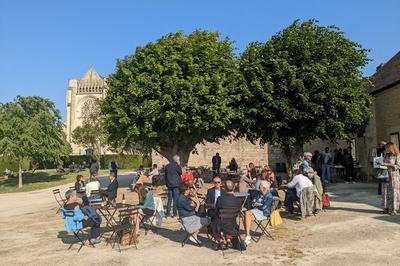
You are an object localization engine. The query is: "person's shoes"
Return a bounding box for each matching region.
[90,238,101,245]
[352,181,356,184]
[220,242,227,249]
[189,236,201,245]
[244,235,251,245]
[345,181,349,184]
[226,240,233,248]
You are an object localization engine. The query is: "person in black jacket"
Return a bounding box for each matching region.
[100,173,119,204]
[212,153,222,176]
[205,176,226,241]
[215,180,242,248]
[165,155,183,217]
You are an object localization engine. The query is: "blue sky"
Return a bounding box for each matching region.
[1,0,399,119]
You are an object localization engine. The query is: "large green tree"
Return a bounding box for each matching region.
[72,100,104,160]
[239,20,371,172]
[0,96,71,187]
[102,30,243,164]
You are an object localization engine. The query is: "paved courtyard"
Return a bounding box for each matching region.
[0,180,399,265]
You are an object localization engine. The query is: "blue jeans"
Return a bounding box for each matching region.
[321,164,331,183]
[167,187,179,216]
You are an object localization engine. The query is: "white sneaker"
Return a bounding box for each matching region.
[189,236,201,245]
[244,235,251,245]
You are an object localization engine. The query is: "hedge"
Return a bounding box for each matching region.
[63,154,151,170]
[0,154,150,173]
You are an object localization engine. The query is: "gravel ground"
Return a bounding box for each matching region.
[0,180,399,266]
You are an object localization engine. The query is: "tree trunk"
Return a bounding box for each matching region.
[158,144,193,167]
[18,162,23,188]
[282,144,303,178]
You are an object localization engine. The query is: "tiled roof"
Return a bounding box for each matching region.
[370,51,400,94]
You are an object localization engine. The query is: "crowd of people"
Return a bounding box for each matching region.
[61,144,400,250]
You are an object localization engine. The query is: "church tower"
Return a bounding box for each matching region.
[65,67,107,154]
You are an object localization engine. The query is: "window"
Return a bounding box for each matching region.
[390,132,399,147]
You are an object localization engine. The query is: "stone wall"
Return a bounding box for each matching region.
[152,137,268,169]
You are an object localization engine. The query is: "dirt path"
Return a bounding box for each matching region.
[1,182,399,265]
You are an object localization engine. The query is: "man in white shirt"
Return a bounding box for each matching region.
[283,169,313,214]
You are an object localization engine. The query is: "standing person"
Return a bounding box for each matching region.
[382,142,400,215]
[89,159,99,181]
[109,159,118,177]
[300,152,312,175]
[247,162,257,179]
[376,141,387,195]
[165,155,183,218]
[321,147,332,183]
[228,158,238,172]
[212,153,222,176]
[311,151,322,176]
[343,149,354,183]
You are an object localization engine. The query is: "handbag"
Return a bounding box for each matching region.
[322,194,330,208]
[196,204,207,217]
[270,210,283,227]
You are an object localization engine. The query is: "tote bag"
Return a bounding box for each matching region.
[270,210,283,227]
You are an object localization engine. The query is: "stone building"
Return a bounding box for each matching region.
[356,51,400,179]
[65,67,107,155]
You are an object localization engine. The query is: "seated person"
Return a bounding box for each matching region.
[239,169,256,193]
[215,180,242,248]
[282,168,313,214]
[74,174,85,192]
[205,176,226,241]
[148,164,159,179]
[182,165,195,183]
[100,173,119,204]
[74,174,89,205]
[228,158,238,172]
[177,182,210,244]
[132,183,155,237]
[85,179,100,197]
[244,180,273,245]
[62,189,101,244]
[248,162,257,179]
[306,167,323,197]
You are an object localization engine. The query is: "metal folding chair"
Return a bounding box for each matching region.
[60,209,95,252]
[251,196,279,242]
[106,207,139,252]
[139,210,157,235]
[219,208,244,254]
[53,189,66,214]
[179,218,202,247]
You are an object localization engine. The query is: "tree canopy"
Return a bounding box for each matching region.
[0,96,71,187]
[239,20,371,169]
[72,100,104,159]
[102,30,244,164]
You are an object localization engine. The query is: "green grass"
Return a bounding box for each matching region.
[0,169,115,193]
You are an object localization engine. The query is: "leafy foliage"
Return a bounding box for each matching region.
[72,100,105,159]
[0,96,71,187]
[102,30,244,163]
[239,20,371,169]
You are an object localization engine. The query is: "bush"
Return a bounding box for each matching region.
[0,157,30,173]
[64,154,151,169]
